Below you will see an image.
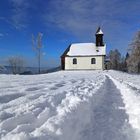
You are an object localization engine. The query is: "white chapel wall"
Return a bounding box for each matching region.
[65,56,105,70]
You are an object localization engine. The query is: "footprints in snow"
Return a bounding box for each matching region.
[0,78,93,106]
[0,94,24,104]
[50,82,66,90]
[0,77,98,137]
[24,81,67,92]
[0,90,67,135]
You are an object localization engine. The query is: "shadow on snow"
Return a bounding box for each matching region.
[84,76,136,140]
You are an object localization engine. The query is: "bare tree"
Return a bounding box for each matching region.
[32,33,44,74]
[8,56,25,74]
[127,31,140,73]
[108,49,121,70]
[0,65,4,73]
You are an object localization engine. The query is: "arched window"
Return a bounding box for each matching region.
[91,58,96,64]
[73,58,77,64]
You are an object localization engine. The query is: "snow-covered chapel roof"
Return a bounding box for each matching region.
[63,43,106,57]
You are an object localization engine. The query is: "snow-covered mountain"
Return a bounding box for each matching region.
[0,70,140,140]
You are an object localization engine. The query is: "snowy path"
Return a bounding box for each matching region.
[89,76,135,140]
[0,71,140,140]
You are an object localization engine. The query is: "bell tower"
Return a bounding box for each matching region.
[95,27,104,46]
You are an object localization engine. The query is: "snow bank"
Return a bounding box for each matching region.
[0,71,105,140]
[107,71,140,139]
[107,70,140,90]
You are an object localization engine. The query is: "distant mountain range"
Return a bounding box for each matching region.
[0,66,61,74]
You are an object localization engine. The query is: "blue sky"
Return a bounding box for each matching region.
[0,0,140,68]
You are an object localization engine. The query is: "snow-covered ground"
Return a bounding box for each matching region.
[107,70,140,139]
[0,70,140,140]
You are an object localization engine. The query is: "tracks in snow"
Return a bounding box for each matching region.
[0,74,105,140]
[88,76,136,140]
[56,76,136,140]
[32,76,137,140]
[0,73,138,140]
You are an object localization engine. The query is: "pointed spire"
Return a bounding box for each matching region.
[96,27,103,35]
[95,27,104,46]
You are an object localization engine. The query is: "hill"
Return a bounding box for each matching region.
[0,70,140,140]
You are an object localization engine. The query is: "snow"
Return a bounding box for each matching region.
[0,70,140,140]
[96,28,103,34]
[106,70,140,139]
[67,43,106,56]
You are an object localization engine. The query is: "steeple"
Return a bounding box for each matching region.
[95,27,104,46]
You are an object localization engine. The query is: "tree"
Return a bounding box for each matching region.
[108,49,121,70]
[127,31,140,73]
[119,56,127,72]
[123,52,129,72]
[32,33,44,74]
[8,56,25,74]
[0,65,5,73]
[0,65,3,72]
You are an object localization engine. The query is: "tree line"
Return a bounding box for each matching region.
[106,31,140,74]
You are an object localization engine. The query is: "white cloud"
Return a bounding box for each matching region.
[44,0,98,35]
[43,0,140,39]
[11,0,26,6]
[10,0,29,29]
[0,33,4,37]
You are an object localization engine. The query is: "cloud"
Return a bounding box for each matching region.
[0,33,8,38]
[10,0,29,29]
[43,0,140,39]
[0,33,4,37]
[44,0,98,35]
